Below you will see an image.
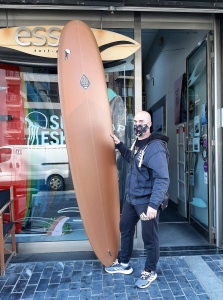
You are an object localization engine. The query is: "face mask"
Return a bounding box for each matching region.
[134,124,149,137]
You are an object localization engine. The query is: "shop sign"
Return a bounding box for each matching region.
[0,25,140,60]
[15,26,61,47]
[25,111,65,145]
[0,26,62,59]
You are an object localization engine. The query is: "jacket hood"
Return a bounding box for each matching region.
[149,132,169,144]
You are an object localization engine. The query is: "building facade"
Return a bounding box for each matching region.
[0,3,223,254]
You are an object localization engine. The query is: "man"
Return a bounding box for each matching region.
[105,111,170,289]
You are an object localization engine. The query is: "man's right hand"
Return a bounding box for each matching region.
[110,134,120,145]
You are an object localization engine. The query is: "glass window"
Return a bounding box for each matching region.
[0,49,135,242]
[187,40,208,230]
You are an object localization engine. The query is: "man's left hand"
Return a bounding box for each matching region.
[146,206,157,220]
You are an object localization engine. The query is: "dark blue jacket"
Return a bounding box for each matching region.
[116,133,170,210]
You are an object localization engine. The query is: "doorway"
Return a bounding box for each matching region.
[142,28,214,247]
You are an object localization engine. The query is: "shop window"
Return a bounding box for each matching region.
[0,51,135,243]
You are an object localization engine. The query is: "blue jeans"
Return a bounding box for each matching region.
[119,200,160,271]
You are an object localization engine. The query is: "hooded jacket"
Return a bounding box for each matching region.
[116,133,170,210]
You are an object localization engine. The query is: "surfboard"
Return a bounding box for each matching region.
[58,20,120,266]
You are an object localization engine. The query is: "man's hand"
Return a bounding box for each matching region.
[146,206,157,220]
[110,134,120,145]
[140,206,157,221]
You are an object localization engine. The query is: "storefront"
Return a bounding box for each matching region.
[0,6,223,253]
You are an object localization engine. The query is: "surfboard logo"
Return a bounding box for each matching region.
[25,111,48,145]
[64,49,71,60]
[80,74,90,89]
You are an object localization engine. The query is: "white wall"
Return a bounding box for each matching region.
[143,29,208,203]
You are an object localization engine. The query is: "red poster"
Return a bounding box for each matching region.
[0,64,27,232]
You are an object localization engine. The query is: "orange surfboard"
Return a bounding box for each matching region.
[58,20,120,266]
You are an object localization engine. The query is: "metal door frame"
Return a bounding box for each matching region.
[134,12,217,249]
[213,16,223,248]
[185,31,215,244]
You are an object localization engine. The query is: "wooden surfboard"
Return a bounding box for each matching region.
[58,20,120,266]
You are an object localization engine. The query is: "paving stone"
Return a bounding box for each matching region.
[148,283,162,298]
[0,286,15,299]
[28,273,41,285]
[32,291,46,300]
[21,285,37,299]
[45,283,59,298]
[56,289,69,299]
[13,279,28,293]
[160,289,175,300]
[92,280,103,294]
[36,278,50,292]
[62,265,74,278]
[50,271,62,284]
[32,263,45,273]
[41,266,54,279]
[8,293,23,300]
[92,269,103,281]
[157,275,169,290]
[5,273,20,286]
[1,255,222,299]
[168,281,184,297]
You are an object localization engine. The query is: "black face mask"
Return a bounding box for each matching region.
[134,124,149,137]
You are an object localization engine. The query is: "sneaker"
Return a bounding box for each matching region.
[135,270,157,288]
[105,259,133,274]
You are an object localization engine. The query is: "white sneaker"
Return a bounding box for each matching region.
[135,270,157,288]
[105,259,133,274]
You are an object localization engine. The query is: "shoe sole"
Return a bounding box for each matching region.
[135,273,157,288]
[105,268,133,275]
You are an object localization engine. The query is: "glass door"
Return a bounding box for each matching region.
[186,38,210,239]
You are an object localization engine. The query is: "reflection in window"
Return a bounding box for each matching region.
[0,148,12,163]
[0,41,135,242]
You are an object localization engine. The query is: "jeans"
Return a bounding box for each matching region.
[119,200,160,271]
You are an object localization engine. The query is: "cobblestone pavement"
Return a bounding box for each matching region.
[1,254,223,300]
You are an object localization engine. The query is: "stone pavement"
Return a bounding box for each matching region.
[1,254,223,300]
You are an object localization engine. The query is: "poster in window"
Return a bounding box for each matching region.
[174,73,187,124]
